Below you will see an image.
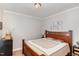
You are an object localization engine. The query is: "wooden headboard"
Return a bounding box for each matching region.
[45,30,72,48]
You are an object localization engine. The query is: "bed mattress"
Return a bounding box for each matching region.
[25,38,70,56]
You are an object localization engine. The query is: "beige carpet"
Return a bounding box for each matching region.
[13,50,77,56]
[13,50,24,56]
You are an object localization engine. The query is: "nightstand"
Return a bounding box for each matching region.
[0,39,13,56]
[73,45,79,56]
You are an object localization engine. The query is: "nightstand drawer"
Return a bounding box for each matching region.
[0,51,12,56]
[74,48,79,51]
[74,51,79,55]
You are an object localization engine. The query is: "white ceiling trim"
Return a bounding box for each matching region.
[44,6,79,19]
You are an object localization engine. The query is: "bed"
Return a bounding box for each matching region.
[22,30,72,56]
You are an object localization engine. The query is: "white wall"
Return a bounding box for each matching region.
[43,7,79,45]
[0,10,42,49]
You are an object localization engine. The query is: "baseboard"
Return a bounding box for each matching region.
[13,48,22,52]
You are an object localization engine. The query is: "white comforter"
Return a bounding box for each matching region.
[26,38,70,56]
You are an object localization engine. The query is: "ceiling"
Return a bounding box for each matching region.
[0,3,79,18]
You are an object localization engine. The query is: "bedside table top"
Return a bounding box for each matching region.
[73,45,79,48]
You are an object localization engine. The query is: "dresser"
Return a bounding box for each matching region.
[0,39,13,56]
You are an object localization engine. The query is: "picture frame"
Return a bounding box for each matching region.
[0,22,2,30]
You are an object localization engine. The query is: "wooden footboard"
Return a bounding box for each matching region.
[22,39,45,56]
